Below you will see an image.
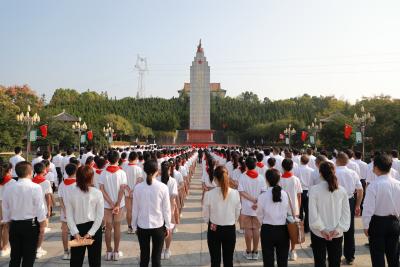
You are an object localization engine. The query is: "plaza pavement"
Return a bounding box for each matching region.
[0,165,373,267]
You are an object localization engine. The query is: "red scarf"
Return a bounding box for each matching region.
[282,172,293,178]
[32,175,46,184]
[106,165,121,173]
[256,162,265,168]
[246,169,259,179]
[64,178,76,185]
[95,169,102,175]
[0,174,12,186]
[128,163,137,166]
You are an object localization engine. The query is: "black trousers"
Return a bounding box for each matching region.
[70,221,102,267]
[56,167,63,185]
[360,179,366,214]
[137,226,165,267]
[368,215,400,267]
[343,197,355,261]
[9,219,39,267]
[261,224,289,267]
[207,223,236,267]
[311,232,343,267]
[300,190,309,233]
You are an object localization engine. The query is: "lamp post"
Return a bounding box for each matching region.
[284,124,296,149]
[16,105,40,160]
[103,123,114,147]
[307,117,323,151]
[72,117,87,152]
[353,105,375,160]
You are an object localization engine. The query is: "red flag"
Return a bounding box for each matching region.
[279,133,285,140]
[301,131,308,142]
[39,125,48,138]
[87,130,93,141]
[344,124,352,139]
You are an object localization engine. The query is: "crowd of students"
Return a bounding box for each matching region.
[0,146,197,267]
[201,147,400,267]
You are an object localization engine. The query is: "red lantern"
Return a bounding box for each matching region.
[87,130,93,141]
[301,131,308,142]
[344,124,352,139]
[39,125,48,138]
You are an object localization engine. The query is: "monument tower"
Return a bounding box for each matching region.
[186,40,215,144]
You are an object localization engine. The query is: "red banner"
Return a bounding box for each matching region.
[301,131,308,142]
[87,130,93,141]
[39,125,48,138]
[344,124,352,139]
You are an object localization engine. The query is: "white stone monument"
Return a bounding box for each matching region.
[186,40,214,144]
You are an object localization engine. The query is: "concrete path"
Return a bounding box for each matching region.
[0,165,373,266]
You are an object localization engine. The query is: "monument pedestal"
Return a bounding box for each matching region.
[185,129,215,145]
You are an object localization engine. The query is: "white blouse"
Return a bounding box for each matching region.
[309,181,350,238]
[132,179,171,230]
[65,186,104,237]
[203,187,241,226]
[257,188,292,225]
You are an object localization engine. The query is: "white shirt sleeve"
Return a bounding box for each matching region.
[336,192,351,233]
[202,191,210,223]
[162,188,172,230]
[34,186,47,223]
[87,191,105,237]
[362,184,376,229]
[308,188,326,232]
[66,196,79,236]
[131,189,139,231]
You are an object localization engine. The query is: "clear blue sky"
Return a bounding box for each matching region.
[1,0,400,102]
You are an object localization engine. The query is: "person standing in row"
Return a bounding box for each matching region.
[203,166,241,267]
[335,152,363,265]
[66,165,104,267]
[362,154,400,267]
[238,157,266,260]
[257,168,291,267]
[9,147,25,180]
[132,159,172,267]
[296,155,313,233]
[98,151,127,261]
[279,158,302,261]
[309,161,350,267]
[0,163,15,257]
[2,161,47,267]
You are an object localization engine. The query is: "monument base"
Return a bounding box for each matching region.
[185,129,215,145]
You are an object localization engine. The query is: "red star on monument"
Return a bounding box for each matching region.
[198,60,202,64]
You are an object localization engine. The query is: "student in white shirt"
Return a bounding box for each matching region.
[98,151,127,261]
[203,166,241,267]
[58,163,77,260]
[0,163,16,257]
[9,147,25,179]
[257,168,291,267]
[335,152,363,265]
[354,151,368,213]
[280,158,302,261]
[93,156,106,189]
[158,161,178,260]
[52,149,64,185]
[31,151,43,168]
[309,161,350,267]
[2,161,47,267]
[62,148,75,177]
[238,157,266,260]
[66,165,104,267]
[391,150,400,173]
[122,151,144,234]
[255,153,268,177]
[132,159,172,267]
[296,155,314,233]
[362,154,400,267]
[32,162,53,258]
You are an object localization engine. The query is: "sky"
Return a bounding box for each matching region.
[1,0,400,102]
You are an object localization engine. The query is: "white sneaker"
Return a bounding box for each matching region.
[0,247,10,257]
[173,227,178,233]
[164,249,171,260]
[105,252,113,261]
[113,252,119,261]
[252,251,259,260]
[161,249,165,260]
[127,228,134,234]
[289,250,297,261]
[62,251,70,260]
[44,227,51,233]
[243,251,252,260]
[237,229,244,234]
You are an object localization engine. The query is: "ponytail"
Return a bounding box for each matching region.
[144,159,158,185]
[319,161,338,192]
[207,159,215,183]
[214,166,229,200]
[161,161,170,185]
[265,169,282,202]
